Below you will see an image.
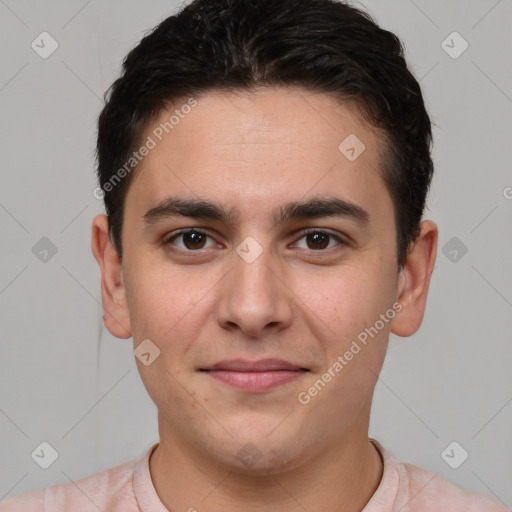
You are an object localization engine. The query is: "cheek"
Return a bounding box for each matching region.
[305,270,394,406]
[305,261,396,348]
[123,258,190,339]
[307,268,374,327]
[123,255,221,365]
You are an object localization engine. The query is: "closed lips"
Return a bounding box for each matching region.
[199,359,309,372]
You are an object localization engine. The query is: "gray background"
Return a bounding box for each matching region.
[0,0,511,507]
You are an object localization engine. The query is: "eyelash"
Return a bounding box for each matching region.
[162,228,349,254]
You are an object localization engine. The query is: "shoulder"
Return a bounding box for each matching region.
[395,453,507,511]
[367,439,507,512]
[0,457,138,512]
[0,488,46,512]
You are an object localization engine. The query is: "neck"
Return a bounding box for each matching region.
[149,414,383,512]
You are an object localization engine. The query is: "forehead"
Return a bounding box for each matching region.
[125,86,393,228]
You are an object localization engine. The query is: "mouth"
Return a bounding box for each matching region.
[199,358,310,392]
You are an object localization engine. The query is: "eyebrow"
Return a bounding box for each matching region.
[142,196,370,227]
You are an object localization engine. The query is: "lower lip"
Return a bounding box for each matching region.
[204,370,307,391]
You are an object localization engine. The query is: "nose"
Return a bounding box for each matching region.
[215,243,294,338]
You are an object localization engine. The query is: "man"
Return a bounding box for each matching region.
[1,0,506,510]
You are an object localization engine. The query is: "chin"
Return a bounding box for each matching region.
[207,425,314,475]
[228,443,305,476]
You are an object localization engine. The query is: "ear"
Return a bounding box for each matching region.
[391,220,438,337]
[91,214,132,339]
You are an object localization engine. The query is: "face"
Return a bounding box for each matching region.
[94,86,430,473]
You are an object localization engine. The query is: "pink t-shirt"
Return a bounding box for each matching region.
[1,439,506,511]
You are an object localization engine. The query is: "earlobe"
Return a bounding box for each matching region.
[390,220,438,338]
[91,214,132,339]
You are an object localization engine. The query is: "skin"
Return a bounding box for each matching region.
[91,86,437,511]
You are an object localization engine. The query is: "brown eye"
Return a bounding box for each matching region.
[165,229,215,251]
[305,232,330,250]
[295,230,346,251]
